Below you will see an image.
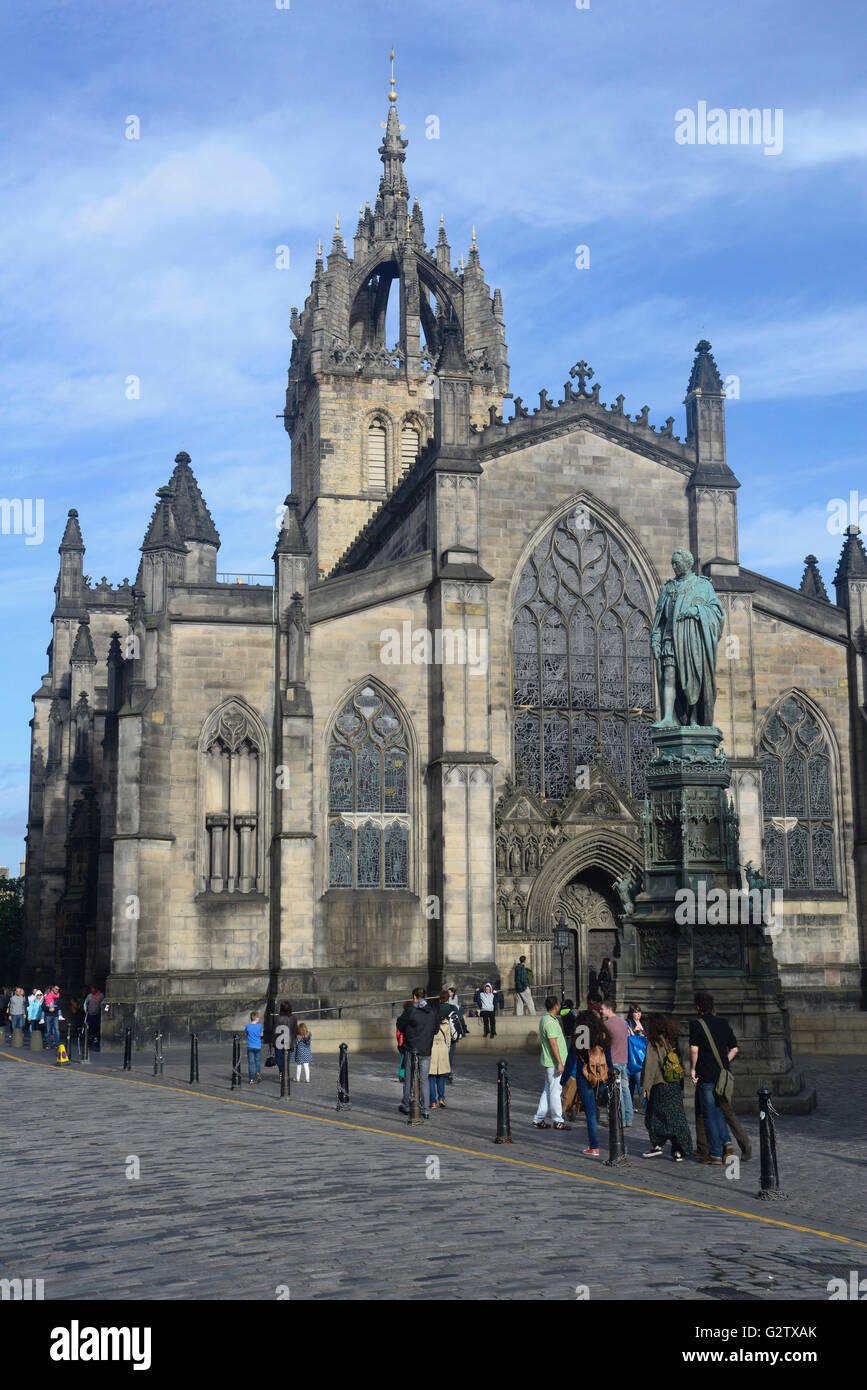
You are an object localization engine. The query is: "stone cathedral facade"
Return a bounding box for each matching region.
[23,84,867,1028]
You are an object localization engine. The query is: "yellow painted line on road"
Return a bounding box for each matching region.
[3,1047,864,1250]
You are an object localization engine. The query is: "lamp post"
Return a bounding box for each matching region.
[553,915,570,1003]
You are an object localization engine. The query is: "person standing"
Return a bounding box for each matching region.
[597,958,613,1001]
[689,992,737,1165]
[532,996,569,1130]
[245,1011,264,1083]
[479,982,497,1038]
[559,998,577,1045]
[83,985,104,1048]
[27,989,45,1045]
[601,1000,634,1128]
[396,989,440,1119]
[514,956,535,1015]
[625,1004,647,1111]
[570,1009,612,1156]
[640,1014,693,1161]
[428,1014,451,1109]
[6,987,26,1041]
[396,998,413,1083]
[439,989,465,1082]
[43,986,62,1049]
[294,1023,313,1082]
[274,1000,298,1081]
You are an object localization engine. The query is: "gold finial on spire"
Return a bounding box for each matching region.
[317,239,322,258]
[405,213,411,239]
[388,46,397,103]
[471,224,477,245]
[440,214,444,226]
[459,255,464,272]
[335,213,340,232]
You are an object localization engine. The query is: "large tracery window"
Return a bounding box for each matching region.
[760,695,837,891]
[200,702,266,895]
[512,510,655,799]
[328,685,410,889]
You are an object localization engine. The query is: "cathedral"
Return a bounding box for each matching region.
[22,77,867,1031]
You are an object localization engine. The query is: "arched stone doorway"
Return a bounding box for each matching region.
[554,871,620,1004]
[524,828,639,1002]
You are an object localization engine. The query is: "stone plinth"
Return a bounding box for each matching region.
[616,724,814,1108]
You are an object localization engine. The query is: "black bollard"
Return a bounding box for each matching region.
[336,1041,351,1111]
[80,1023,90,1065]
[494,1059,514,1143]
[604,1070,627,1166]
[189,1033,199,1084]
[122,1027,132,1071]
[152,1031,164,1076]
[757,1084,788,1200]
[280,1046,289,1099]
[407,1049,422,1125]
[230,1033,241,1090]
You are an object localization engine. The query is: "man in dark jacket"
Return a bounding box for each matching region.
[397,988,440,1118]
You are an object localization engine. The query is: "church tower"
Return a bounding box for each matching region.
[283,62,508,578]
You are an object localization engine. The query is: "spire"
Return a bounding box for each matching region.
[71,614,96,662]
[166,452,220,545]
[59,508,84,552]
[436,214,451,272]
[799,554,830,603]
[687,339,724,394]
[834,525,867,586]
[141,486,187,553]
[377,48,408,236]
[273,494,311,557]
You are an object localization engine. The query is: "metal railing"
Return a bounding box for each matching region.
[216,572,272,586]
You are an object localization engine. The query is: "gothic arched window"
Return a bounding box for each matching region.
[367,420,387,491]
[400,422,420,475]
[328,685,410,889]
[760,695,836,891]
[512,510,654,799]
[200,702,266,895]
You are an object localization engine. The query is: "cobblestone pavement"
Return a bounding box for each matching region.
[2,1041,864,1301]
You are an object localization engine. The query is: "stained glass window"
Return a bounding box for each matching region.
[760,695,836,891]
[511,511,654,798]
[327,685,411,888]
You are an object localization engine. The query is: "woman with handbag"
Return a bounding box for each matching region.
[626,1004,647,1111]
[568,1009,612,1157]
[640,1014,693,1161]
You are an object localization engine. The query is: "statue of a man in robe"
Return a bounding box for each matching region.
[651,549,724,727]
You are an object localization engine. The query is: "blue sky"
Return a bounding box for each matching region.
[1,0,865,867]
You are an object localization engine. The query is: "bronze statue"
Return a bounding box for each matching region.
[651,548,724,727]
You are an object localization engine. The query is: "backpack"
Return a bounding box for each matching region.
[581,1045,608,1089]
[662,1047,684,1083]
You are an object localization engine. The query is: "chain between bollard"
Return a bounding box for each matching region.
[122,1027,133,1072]
[757,1083,788,1200]
[336,1042,351,1111]
[152,1031,164,1076]
[230,1033,242,1090]
[189,1033,199,1084]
